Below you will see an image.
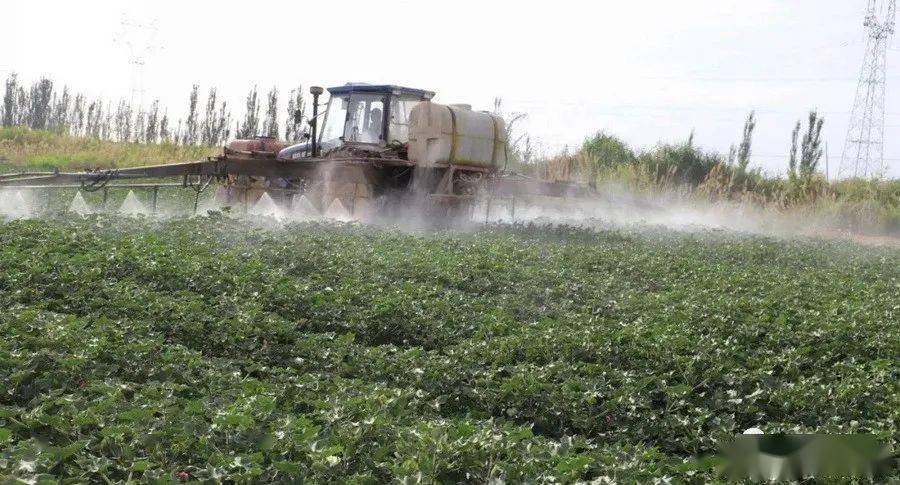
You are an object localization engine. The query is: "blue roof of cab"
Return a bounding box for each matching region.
[326,83,435,99]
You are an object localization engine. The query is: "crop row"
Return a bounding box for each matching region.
[1,216,897,482]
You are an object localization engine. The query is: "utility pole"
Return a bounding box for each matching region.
[840,0,896,179]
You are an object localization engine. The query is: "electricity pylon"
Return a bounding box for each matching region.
[840,0,896,179]
[114,15,160,109]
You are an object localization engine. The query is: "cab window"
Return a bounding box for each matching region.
[388,96,420,144]
[344,94,384,144]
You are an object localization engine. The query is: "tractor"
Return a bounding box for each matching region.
[0,83,594,220]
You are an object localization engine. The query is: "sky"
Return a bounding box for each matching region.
[3,0,900,177]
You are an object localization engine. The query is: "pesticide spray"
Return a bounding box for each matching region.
[0,190,31,219]
[2,183,896,247]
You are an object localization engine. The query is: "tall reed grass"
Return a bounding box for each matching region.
[526,132,900,236]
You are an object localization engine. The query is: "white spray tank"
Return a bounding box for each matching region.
[407,101,507,168]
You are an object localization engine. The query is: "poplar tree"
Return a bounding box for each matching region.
[285,86,306,143]
[185,84,200,145]
[2,74,16,126]
[238,86,260,138]
[263,86,279,138]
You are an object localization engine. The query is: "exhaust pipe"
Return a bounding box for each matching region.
[310,86,324,158]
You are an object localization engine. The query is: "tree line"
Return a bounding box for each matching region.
[1,74,309,146]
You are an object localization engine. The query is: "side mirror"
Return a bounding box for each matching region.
[293,109,303,124]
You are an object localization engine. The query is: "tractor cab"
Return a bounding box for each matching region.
[321,84,435,148]
[279,84,434,159]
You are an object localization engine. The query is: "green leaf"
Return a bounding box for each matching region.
[667,384,692,396]
[273,461,302,476]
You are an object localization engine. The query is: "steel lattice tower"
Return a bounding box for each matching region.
[840,0,896,179]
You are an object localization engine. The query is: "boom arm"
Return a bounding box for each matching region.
[491,173,597,198]
[0,157,357,188]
